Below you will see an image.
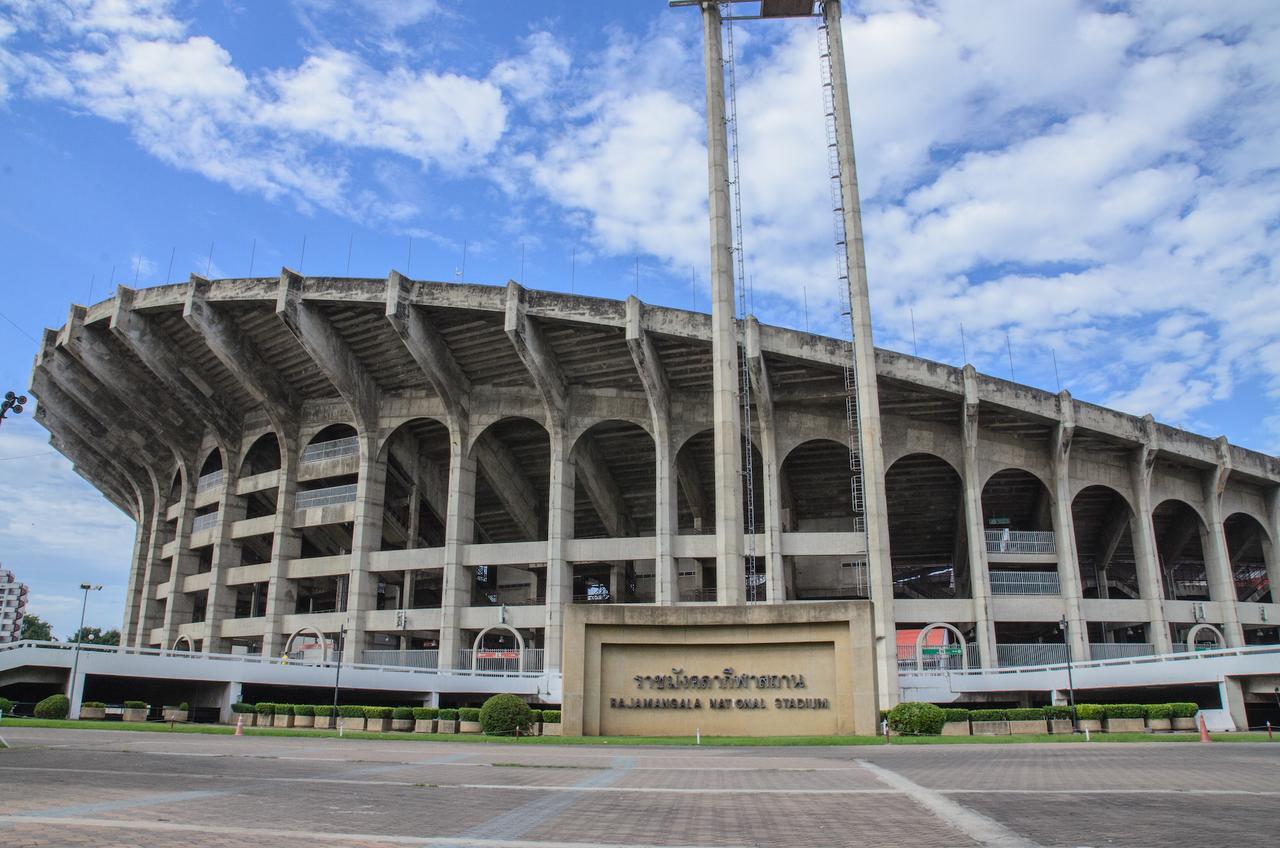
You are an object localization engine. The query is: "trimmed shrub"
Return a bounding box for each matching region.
[1103,703,1144,719]
[293,704,315,717]
[337,705,365,718]
[438,708,459,721]
[1169,702,1199,719]
[941,708,969,723]
[1006,708,1045,721]
[123,700,149,710]
[392,707,414,720]
[541,710,561,724]
[274,704,294,716]
[1074,704,1105,721]
[969,709,1007,722]
[178,702,189,711]
[480,694,533,736]
[887,702,945,736]
[363,706,393,720]
[231,702,253,714]
[459,707,481,723]
[1144,703,1174,720]
[412,707,439,720]
[34,694,70,719]
[1043,705,1074,720]
[82,701,107,709]
[255,702,275,716]
[0,696,14,714]
[314,705,335,717]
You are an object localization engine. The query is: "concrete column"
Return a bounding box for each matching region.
[120,493,151,647]
[132,494,169,647]
[437,435,475,669]
[203,450,245,653]
[698,1,744,606]
[1050,402,1088,661]
[160,462,199,648]
[1218,676,1248,731]
[1130,438,1172,653]
[261,430,301,657]
[220,681,242,724]
[653,422,678,605]
[343,432,387,663]
[745,319,784,604]
[1202,448,1244,647]
[1266,487,1280,605]
[961,369,997,668]
[544,426,575,670]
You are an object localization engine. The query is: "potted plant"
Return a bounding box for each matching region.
[1075,704,1104,733]
[256,702,275,727]
[968,708,1009,736]
[1044,705,1074,734]
[79,700,107,721]
[163,702,189,722]
[391,707,414,732]
[293,704,315,728]
[272,704,294,728]
[313,705,335,729]
[941,708,970,736]
[412,706,438,733]
[541,709,561,736]
[1170,702,1199,731]
[231,702,254,726]
[437,708,459,734]
[1144,703,1173,732]
[1103,703,1146,733]
[337,705,366,732]
[122,700,149,722]
[529,709,544,736]
[458,707,482,734]
[364,706,393,732]
[1007,707,1047,735]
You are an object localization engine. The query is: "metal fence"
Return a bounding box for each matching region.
[296,483,357,509]
[984,529,1056,554]
[456,648,544,672]
[989,570,1060,595]
[895,642,980,670]
[301,436,359,463]
[996,643,1069,668]
[363,649,439,669]
[195,470,224,493]
[1088,642,1154,660]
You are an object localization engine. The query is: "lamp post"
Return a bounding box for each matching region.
[1059,615,1077,730]
[0,391,27,429]
[68,583,102,709]
[331,624,345,716]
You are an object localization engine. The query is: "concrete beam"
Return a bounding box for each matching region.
[625,297,671,423]
[504,281,568,422]
[746,317,784,604]
[572,432,635,539]
[472,430,543,542]
[676,448,710,532]
[386,271,471,420]
[276,268,380,433]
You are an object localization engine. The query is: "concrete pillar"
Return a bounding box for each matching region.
[1202,448,1244,647]
[120,492,151,647]
[745,318,784,605]
[544,426,574,670]
[698,0,745,606]
[1266,487,1280,604]
[1130,437,1173,653]
[133,495,169,647]
[343,432,387,663]
[160,461,199,648]
[1050,403,1088,661]
[653,422,678,605]
[961,369,997,668]
[262,429,301,657]
[1218,676,1248,731]
[203,447,245,653]
[220,681,242,724]
[437,435,475,669]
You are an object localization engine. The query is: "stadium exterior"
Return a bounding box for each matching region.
[18,1,1280,725]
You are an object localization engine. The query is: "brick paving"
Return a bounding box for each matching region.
[0,728,1275,847]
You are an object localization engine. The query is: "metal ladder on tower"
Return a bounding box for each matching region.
[722,5,760,601]
[819,16,867,537]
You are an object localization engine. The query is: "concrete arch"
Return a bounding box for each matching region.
[1153,497,1208,528]
[567,413,653,448]
[471,624,526,671]
[671,424,762,458]
[282,626,330,662]
[377,417,452,550]
[376,415,451,461]
[1225,510,1273,546]
[466,414,548,457]
[978,463,1052,493]
[886,453,967,600]
[570,419,656,539]
[1153,498,1211,601]
[780,438,859,532]
[1071,484,1139,600]
[239,431,282,477]
[913,623,969,671]
[1186,623,1226,652]
[198,446,223,477]
[886,450,961,479]
[170,634,195,652]
[304,422,358,447]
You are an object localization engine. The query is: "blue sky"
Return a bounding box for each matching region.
[1,0,1277,638]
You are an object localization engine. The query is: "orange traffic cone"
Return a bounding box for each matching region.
[235,714,244,736]
[1198,714,1210,743]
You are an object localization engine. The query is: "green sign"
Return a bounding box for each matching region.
[922,646,963,657]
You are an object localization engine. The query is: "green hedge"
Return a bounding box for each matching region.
[969,709,1007,722]
[1170,702,1199,719]
[542,710,561,724]
[1144,703,1173,720]
[124,700,149,710]
[82,701,107,709]
[1104,703,1145,719]
[940,708,969,723]
[459,707,481,723]
[530,709,544,723]
[34,694,70,719]
[1075,704,1105,721]
[1043,705,1074,720]
[412,707,438,720]
[363,706,393,720]
[314,705,335,717]
[275,704,294,716]
[392,707,413,720]
[231,702,253,714]
[480,694,533,736]
[0,696,14,714]
[337,705,365,718]
[1006,708,1045,721]
[255,702,275,716]
[887,702,945,735]
[293,704,315,717]
[438,708,459,721]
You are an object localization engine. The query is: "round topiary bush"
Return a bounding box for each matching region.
[34,693,70,719]
[887,701,945,736]
[1169,702,1199,719]
[0,696,15,715]
[479,693,533,736]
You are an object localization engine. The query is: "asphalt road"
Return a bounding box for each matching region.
[0,727,1275,847]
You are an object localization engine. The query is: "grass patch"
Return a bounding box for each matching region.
[0,718,1272,746]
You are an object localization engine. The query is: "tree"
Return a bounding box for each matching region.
[68,626,120,646]
[20,614,53,641]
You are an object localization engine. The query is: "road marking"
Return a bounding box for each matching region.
[857,759,1043,848]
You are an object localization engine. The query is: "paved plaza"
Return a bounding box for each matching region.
[0,728,1275,847]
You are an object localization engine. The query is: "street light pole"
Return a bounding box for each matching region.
[0,390,27,429]
[67,583,102,708]
[331,624,345,715]
[1059,615,1077,730]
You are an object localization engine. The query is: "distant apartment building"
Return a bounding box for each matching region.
[0,569,28,644]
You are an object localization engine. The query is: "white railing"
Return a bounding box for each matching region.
[989,570,1060,595]
[456,648,544,672]
[985,529,1056,554]
[362,649,438,669]
[191,512,220,533]
[896,643,980,671]
[302,437,359,463]
[196,470,225,493]
[996,643,1070,668]
[296,484,357,510]
[1089,642,1154,660]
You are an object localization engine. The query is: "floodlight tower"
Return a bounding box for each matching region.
[672,0,898,704]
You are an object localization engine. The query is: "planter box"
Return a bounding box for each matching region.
[293,715,315,728]
[529,722,542,737]
[414,718,437,733]
[273,714,294,729]
[438,719,458,734]
[1172,717,1197,731]
[1146,717,1171,732]
[1078,719,1102,733]
[971,721,1010,736]
[1048,719,1074,734]
[312,715,334,729]
[941,721,970,736]
[366,717,391,732]
[79,707,106,720]
[1009,720,1047,735]
[122,708,148,723]
[391,718,413,732]
[542,723,561,736]
[1104,718,1145,733]
[459,720,482,734]
[339,716,366,732]
[163,709,188,723]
